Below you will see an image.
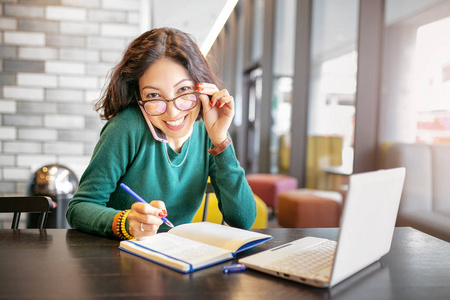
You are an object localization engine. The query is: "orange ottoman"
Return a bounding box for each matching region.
[277,189,343,228]
[246,174,298,210]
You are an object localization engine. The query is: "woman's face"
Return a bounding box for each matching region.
[138,58,200,141]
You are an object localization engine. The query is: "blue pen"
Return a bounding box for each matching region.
[120,183,174,228]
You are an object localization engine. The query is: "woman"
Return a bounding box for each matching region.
[66,27,256,240]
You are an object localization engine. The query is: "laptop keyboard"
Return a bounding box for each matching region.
[266,240,337,278]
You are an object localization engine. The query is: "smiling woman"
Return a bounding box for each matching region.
[66,27,256,241]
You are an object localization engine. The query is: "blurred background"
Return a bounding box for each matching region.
[1,0,450,229]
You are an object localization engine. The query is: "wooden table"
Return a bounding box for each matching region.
[1,227,449,299]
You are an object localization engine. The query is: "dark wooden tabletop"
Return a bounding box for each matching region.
[1,227,449,299]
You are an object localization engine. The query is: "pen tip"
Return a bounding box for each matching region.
[166,221,174,228]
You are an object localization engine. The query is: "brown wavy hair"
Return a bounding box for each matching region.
[95,27,219,120]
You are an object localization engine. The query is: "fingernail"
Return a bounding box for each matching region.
[210,100,213,107]
[158,211,167,218]
[197,87,203,92]
[218,102,223,108]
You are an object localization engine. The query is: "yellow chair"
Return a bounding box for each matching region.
[192,183,268,229]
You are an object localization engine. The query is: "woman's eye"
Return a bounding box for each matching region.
[178,86,193,93]
[145,93,160,99]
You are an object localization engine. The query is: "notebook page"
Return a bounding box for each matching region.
[168,222,271,252]
[128,233,232,267]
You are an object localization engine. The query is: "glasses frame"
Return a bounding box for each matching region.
[137,92,201,116]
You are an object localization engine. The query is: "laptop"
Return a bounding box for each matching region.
[239,167,406,288]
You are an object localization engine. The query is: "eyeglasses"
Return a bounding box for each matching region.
[137,92,200,116]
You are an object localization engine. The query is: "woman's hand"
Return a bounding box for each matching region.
[127,200,166,240]
[197,83,235,146]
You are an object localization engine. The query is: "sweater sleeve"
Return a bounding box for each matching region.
[66,109,141,238]
[208,138,256,230]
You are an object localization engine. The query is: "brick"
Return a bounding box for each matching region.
[4,31,45,46]
[62,0,100,7]
[20,0,60,5]
[0,126,16,139]
[19,47,58,60]
[101,23,138,37]
[18,128,58,141]
[59,48,99,62]
[57,155,90,178]
[3,59,45,72]
[127,12,139,24]
[59,129,98,141]
[84,142,96,156]
[47,34,85,48]
[58,103,96,115]
[46,89,84,103]
[3,141,42,154]
[59,75,98,89]
[18,19,58,33]
[100,51,122,63]
[85,90,102,104]
[45,61,85,75]
[17,73,58,88]
[87,36,127,50]
[4,4,45,19]
[45,6,87,21]
[3,114,43,127]
[0,73,16,85]
[88,9,126,23]
[86,62,113,76]
[0,45,17,58]
[60,21,99,35]
[43,141,84,155]
[85,115,104,130]
[0,181,15,194]
[0,155,15,167]
[101,0,139,11]
[17,154,57,169]
[0,100,16,113]
[3,86,45,101]
[0,17,17,30]
[44,114,84,129]
[17,101,57,114]
[3,167,31,180]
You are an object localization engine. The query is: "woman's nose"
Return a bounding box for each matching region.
[165,100,180,117]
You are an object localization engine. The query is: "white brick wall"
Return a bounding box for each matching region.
[44,115,84,129]
[18,128,58,141]
[3,86,45,101]
[101,23,139,37]
[0,126,16,139]
[0,0,141,203]
[0,17,17,30]
[46,89,84,103]
[59,75,98,89]
[17,73,58,88]
[45,61,85,75]
[0,100,16,113]
[45,6,87,21]
[19,47,58,60]
[4,31,45,46]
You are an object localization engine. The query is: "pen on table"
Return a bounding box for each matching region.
[120,183,174,228]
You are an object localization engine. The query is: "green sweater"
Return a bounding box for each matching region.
[66,106,256,238]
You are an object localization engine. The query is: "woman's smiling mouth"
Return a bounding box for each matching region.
[164,116,186,129]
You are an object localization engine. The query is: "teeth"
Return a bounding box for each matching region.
[166,117,184,127]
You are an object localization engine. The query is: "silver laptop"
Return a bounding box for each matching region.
[239,167,406,288]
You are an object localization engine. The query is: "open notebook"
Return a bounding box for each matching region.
[239,168,406,288]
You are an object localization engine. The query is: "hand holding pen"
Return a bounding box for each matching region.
[120,183,174,239]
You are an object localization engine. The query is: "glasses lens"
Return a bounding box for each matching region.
[174,93,198,111]
[144,101,166,115]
